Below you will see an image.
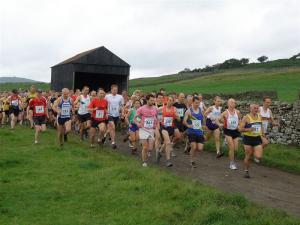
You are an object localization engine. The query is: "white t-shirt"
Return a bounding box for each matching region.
[105,94,124,117]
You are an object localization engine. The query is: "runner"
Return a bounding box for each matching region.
[74,86,91,141]
[125,99,141,154]
[7,89,23,129]
[105,84,124,149]
[183,96,205,168]
[198,94,207,112]
[88,89,108,148]
[157,95,180,167]
[134,94,158,167]
[220,98,241,170]
[29,89,48,143]
[1,92,10,125]
[53,88,73,146]
[259,96,279,148]
[26,85,37,128]
[239,104,264,178]
[204,96,223,158]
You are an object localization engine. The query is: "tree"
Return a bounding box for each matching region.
[240,58,249,65]
[220,58,243,69]
[257,56,268,63]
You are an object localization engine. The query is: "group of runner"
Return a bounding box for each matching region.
[0,84,278,178]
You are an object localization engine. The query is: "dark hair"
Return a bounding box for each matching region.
[192,92,198,97]
[159,88,165,92]
[146,94,155,101]
[263,96,271,102]
[156,93,163,97]
[192,96,200,102]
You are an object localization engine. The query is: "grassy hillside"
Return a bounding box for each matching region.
[129,67,300,102]
[1,126,299,225]
[0,82,49,92]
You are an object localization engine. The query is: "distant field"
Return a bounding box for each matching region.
[0,82,49,92]
[129,67,300,102]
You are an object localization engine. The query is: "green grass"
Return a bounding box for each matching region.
[205,139,300,174]
[130,68,300,102]
[0,82,49,92]
[0,126,300,225]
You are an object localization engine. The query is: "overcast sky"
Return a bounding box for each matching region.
[1,0,300,82]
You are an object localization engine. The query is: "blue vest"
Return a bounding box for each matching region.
[187,107,204,136]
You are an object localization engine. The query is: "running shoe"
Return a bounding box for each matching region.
[254,157,260,163]
[244,170,250,178]
[229,162,238,170]
[191,161,197,168]
[216,152,224,158]
[166,160,173,167]
[112,142,117,149]
[142,162,148,167]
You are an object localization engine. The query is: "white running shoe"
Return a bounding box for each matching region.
[142,162,148,167]
[34,140,38,144]
[254,157,260,163]
[229,162,238,170]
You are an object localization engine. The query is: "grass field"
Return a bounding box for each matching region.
[0,126,300,225]
[129,67,300,102]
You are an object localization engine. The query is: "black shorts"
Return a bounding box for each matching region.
[108,116,119,126]
[188,133,205,144]
[4,110,9,116]
[57,117,71,125]
[160,126,175,137]
[77,113,91,123]
[91,119,107,128]
[9,108,20,116]
[243,135,262,147]
[33,116,46,126]
[224,129,240,139]
[175,121,187,133]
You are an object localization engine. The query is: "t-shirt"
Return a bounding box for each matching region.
[29,97,47,117]
[136,105,158,130]
[105,94,124,117]
[89,98,108,121]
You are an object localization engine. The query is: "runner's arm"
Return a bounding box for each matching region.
[183,110,193,128]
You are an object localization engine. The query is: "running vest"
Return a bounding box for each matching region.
[10,95,20,108]
[187,107,204,136]
[128,107,136,124]
[224,109,239,130]
[78,95,90,115]
[259,106,271,133]
[58,98,72,119]
[244,114,263,137]
[161,106,176,128]
[207,106,222,123]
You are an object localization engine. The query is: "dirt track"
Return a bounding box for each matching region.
[112,133,300,218]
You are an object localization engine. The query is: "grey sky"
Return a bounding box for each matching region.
[1,0,300,82]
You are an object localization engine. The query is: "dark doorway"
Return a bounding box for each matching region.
[74,72,127,92]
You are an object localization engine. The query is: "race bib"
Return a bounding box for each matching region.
[227,116,238,130]
[192,120,202,129]
[95,110,104,119]
[144,118,154,129]
[176,108,184,117]
[262,121,269,133]
[111,105,118,113]
[163,117,173,127]
[35,106,44,114]
[11,100,18,106]
[61,106,70,116]
[252,124,261,134]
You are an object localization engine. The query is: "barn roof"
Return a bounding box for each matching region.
[52,46,130,67]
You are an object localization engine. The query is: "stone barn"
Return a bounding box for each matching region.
[50,46,130,92]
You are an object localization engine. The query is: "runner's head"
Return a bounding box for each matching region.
[192,96,200,108]
[91,90,97,98]
[133,99,141,109]
[111,84,118,95]
[227,98,236,109]
[146,94,155,106]
[133,90,141,99]
[12,89,18,95]
[198,94,203,101]
[166,95,174,107]
[82,86,89,96]
[187,95,193,105]
[98,88,105,99]
[37,89,42,97]
[177,93,185,103]
[62,88,69,98]
[159,88,166,96]
[156,93,164,105]
[263,96,272,108]
[29,85,36,93]
[214,96,222,106]
[250,104,259,114]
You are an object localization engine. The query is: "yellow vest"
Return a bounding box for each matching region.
[244,114,262,137]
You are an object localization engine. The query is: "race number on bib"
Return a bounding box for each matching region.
[192,120,202,129]
[144,118,154,129]
[228,117,238,130]
[176,108,184,117]
[61,107,70,116]
[163,117,173,127]
[111,106,118,113]
[11,100,18,106]
[35,106,44,114]
[95,110,104,119]
[252,124,261,134]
